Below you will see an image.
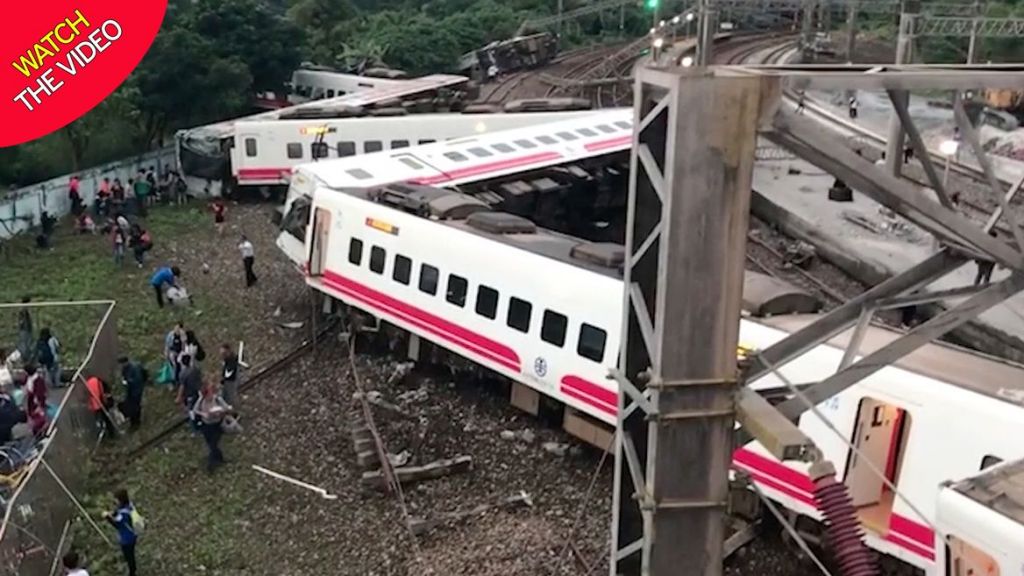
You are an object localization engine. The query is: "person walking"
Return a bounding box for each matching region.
[150,266,181,308]
[212,199,226,235]
[119,357,146,430]
[113,226,126,267]
[62,550,90,576]
[193,381,234,473]
[220,343,240,407]
[69,175,83,217]
[85,375,115,436]
[848,95,859,119]
[16,297,33,361]
[36,328,61,388]
[104,489,141,576]
[974,231,999,286]
[795,90,805,114]
[176,354,203,425]
[165,322,185,380]
[239,235,257,287]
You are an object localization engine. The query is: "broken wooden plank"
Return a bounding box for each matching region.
[408,491,532,535]
[361,455,473,491]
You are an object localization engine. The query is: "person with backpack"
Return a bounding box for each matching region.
[104,488,142,576]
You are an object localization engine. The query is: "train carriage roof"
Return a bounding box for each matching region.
[950,457,1024,525]
[761,315,1024,407]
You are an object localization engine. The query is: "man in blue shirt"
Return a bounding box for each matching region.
[104,488,140,576]
[150,266,180,308]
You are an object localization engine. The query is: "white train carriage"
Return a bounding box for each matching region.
[175,74,468,196]
[287,68,406,104]
[232,110,611,188]
[275,113,1024,575]
[936,458,1024,575]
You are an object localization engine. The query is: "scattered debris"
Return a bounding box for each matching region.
[396,386,429,404]
[279,321,305,330]
[500,430,517,441]
[361,455,474,491]
[841,211,882,235]
[782,241,816,269]
[407,490,533,536]
[542,442,569,456]
[388,450,411,467]
[386,361,415,386]
[252,465,338,500]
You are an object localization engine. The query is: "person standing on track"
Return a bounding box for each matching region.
[238,235,257,288]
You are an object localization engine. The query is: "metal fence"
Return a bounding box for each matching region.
[0,148,176,242]
[0,302,118,576]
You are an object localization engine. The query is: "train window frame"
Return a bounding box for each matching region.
[369,246,386,274]
[981,455,1003,470]
[444,151,468,162]
[393,254,412,285]
[577,323,607,363]
[337,141,356,157]
[577,128,598,137]
[446,274,468,307]
[475,285,499,319]
[614,120,632,129]
[541,310,568,347]
[556,131,579,141]
[513,139,538,149]
[348,238,363,265]
[492,143,515,153]
[468,147,493,158]
[507,297,532,333]
[537,135,558,145]
[419,264,439,295]
[346,168,372,180]
[391,140,410,149]
[365,140,383,153]
[596,124,616,133]
[398,157,424,170]
[286,143,303,159]
[244,138,257,158]
[311,142,329,159]
[419,139,436,145]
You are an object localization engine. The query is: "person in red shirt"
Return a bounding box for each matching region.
[211,200,226,235]
[69,175,83,217]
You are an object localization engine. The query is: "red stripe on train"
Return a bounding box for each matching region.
[320,269,520,373]
[560,376,617,414]
[410,151,564,185]
[734,448,935,561]
[584,135,631,152]
[238,167,292,181]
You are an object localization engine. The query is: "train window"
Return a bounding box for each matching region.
[556,131,578,141]
[577,128,598,137]
[446,274,468,307]
[596,124,616,133]
[392,140,410,149]
[398,157,424,170]
[475,285,499,319]
[614,121,632,129]
[311,142,329,159]
[468,147,493,158]
[981,455,1003,470]
[577,324,607,362]
[393,255,412,285]
[513,139,537,149]
[492,143,515,153]
[444,151,468,162]
[327,89,335,98]
[369,246,386,274]
[348,238,363,265]
[541,310,568,347]
[419,139,436,145]
[244,138,257,158]
[419,264,439,295]
[346,168,372,180]
[537,135,557,145]
[507,297,532,333]
[337,141,356,157]
[365,141,383,153]
[287,143,303,159]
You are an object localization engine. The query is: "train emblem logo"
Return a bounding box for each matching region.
[533,357,548,377]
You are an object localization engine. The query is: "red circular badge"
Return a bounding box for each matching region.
[1,1,167,147]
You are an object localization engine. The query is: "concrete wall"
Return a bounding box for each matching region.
[0,147,176,241]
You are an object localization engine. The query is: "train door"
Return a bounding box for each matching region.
[948,536,1000,576]
[844,397,911,534]
[308,207,331,277]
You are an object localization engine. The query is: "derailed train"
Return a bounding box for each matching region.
[458,32,559,79]
[276,110,1024,575]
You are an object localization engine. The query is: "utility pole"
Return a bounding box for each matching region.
[557,0,564,39]
[966,0,982,63]
[845,0,859,62]
[884,0,919,179]
[800,0,817,57]
[697,0,716,65]
[610,65,762,576]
